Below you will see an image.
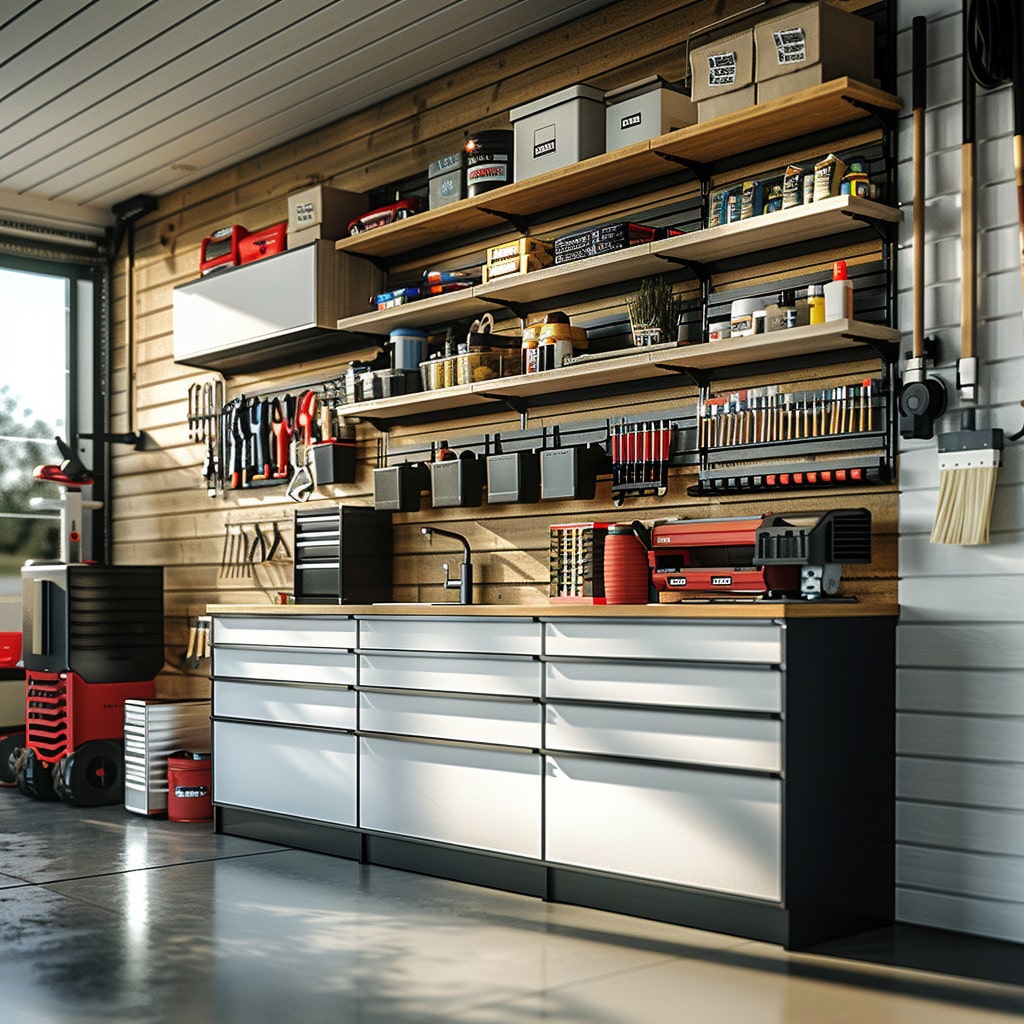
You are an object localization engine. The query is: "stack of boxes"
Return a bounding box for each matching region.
[689,1,877,123]
[286,185,366,249]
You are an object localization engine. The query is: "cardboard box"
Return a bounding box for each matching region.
[286,226,324,249]
[286,184,365,239]
[754,2,876,103]
[696,85,757,123]
[689,29,755,103]
[604,76,697,151]
[510,84,605,182]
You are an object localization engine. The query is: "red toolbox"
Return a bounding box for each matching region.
[239,222,287,264]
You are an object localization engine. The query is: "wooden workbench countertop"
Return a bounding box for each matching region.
[206,600,898,620]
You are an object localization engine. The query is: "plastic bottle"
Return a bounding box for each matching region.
[824,260,854,322]
[807,284,825,324]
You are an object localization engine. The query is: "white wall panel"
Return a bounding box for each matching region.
[896,889,1024,945]
[898,758,1024,811]
[898,669,1024,716]
[895,0,1024,944]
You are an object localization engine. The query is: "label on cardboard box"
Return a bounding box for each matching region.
[707,51,739,88]
[772,27,808,66]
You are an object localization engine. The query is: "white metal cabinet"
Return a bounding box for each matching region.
[214,720,356,825]
[545,753,781,900]
[360,736,541,857]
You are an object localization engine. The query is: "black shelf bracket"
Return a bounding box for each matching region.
[654,252,711,284]
[652,150,711,186]
[843,96,898,134]
[844,211,898,245]
[78,431,145,450]
[480,295,531,320]
[478,391,529,417]
[347,249,391,274]
[653,362,710,389]
[478,207,531,236]
[845,332,899,364]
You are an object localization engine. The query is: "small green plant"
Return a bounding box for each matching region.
[627,275,682,345]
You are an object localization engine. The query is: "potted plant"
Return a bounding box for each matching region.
[627,275,682,347]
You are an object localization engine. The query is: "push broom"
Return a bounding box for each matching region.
[930,7,1005,545]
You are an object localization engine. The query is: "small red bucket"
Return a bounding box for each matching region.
[167,751,212,822]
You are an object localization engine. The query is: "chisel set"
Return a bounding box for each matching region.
[690,377,893,496]
[610,419,673,503]
[698,381,878,449]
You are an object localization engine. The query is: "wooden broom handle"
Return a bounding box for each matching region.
[913,17,927,361]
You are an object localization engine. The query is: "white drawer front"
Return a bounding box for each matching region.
[546,703,781,772]
[213,720,356,825]
[359,652,541,698]
[360,691,541,748]
[215,679,356,730]
[360,736,541,858]
[546,754,781,900]
[213,615,356,649]
[544,659,781,712]
[214,647,355,685]
[543,619,782,664]
[359,616,540,656]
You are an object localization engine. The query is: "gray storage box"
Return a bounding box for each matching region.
[605,77,697,150]
[428,152,465,208]
[510,84,605,182]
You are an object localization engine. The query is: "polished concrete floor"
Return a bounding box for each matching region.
[1,787,1022,1024]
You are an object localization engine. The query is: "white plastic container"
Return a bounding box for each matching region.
[509,84,605,182]
[604,77,696,151]
[824,260,854,321]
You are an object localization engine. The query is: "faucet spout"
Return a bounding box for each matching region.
[421,527,473,604]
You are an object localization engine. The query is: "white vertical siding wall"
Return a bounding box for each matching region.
[896,0,1024,943]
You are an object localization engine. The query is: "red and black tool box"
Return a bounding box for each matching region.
[239,222,287,264]
[554,222,665,265]
[200,224,248,275]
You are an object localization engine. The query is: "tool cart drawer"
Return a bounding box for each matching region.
[360,691,542,748]
[543,619,783,664]
[546,702,781,772]
[214,646,355,685]
[544,658,781,712]
[545,754,781,900]
[359,651,542,698]
[213,720,356,825]
[360,735,542,857]
[359,616,541,656]
[213,615,356,650]
[214,678,356,730]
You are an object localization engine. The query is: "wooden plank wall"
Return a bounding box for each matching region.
[108,0,893,698]
[894,0,1024,945]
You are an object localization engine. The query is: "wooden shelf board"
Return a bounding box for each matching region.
[651,195,901,265]
[478,350,668,400]
[337,290,492,334]
[653,320,899,371]
[651,79,901,166]
[344,381,489,420]
[476,245,669,305]
[334,80,899,264]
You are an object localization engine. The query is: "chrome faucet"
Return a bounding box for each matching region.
[421,526,473,604]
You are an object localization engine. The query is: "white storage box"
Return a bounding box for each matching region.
[605,76,697,150]
[510,84,605,181]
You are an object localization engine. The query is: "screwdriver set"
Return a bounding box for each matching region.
[610,419,674,504]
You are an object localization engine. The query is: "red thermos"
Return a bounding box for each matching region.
[603,523,650,605]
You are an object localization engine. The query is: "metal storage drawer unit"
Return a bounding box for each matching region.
[359,616,540,656]
[213,615,356,649]
[359,651,541,698]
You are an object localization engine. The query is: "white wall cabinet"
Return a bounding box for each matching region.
[210,609,895,949]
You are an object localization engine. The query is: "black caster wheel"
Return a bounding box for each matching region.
[57,740,124,807]
[17,748,59,800]
[0,732,26,785]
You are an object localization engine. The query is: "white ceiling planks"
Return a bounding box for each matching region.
[0,0,617,229]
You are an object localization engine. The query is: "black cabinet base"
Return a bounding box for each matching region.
[216,806,888,949]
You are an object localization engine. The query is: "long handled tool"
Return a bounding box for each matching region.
[899,17,947,440]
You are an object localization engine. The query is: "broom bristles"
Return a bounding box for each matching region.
[930,452,999,545]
